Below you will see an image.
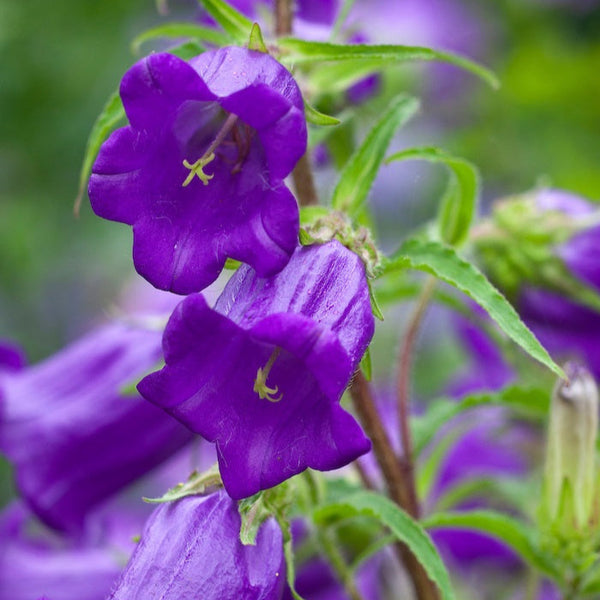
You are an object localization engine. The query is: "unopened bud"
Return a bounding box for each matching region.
[543,362,598,529]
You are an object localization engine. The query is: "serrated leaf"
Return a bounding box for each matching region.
[278,39,499,89]
[412,385,550,455]
[131,22,230,55]
[199,0,253,43]
[384,239,564,379]
[331,95,419,215]
[304,101,341,126]
[423,510,559,577]
[248,22,268,53]
[143,464,221,503]
[74,91,125,216]
[386,147,478,247]
[314,491,456,600]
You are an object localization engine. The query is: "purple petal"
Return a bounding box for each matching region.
[139,242,373,498]
[90,48,305,294]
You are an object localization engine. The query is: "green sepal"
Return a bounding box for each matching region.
[299,205,331,226]
[359,347,372,381]
[198,0,253,43]
[386,146,479,247]
[304,101,341,126]
[238,482,292,545]
[368,281,384,321]
[248,22,268,53]
[131,22,230,55]
[143,463,222,503]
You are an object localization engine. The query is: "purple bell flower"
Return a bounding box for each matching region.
[108,491,285,600]
[89,47,306,294]
[0,321,193,533]
[139,241,374,499]
[0,340,26,373]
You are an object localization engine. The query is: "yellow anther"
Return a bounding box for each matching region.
[182,152,216,187]
[253,348,283,403]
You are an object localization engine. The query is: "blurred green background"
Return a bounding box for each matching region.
[1,0,599,364]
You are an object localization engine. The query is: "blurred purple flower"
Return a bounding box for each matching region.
[108,491,285,600]
[139,241,374,499]
[0,503,123,600]
[0,321,193,533]
[89,47,306,294]
[0,340,26,373]
[517,189,600,378]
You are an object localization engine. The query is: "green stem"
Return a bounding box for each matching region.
[315,527,366,600]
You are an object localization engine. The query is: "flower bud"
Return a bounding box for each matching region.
[543,362,599,530]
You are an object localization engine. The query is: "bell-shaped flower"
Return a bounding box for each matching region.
[0,322,193,533]
[89,47,306,294]
[139,241,374,499]
[108,491,285,600]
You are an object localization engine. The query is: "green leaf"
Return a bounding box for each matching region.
[309,59,392,96]
[74,91,125,215]
[131,22,230,55]
[143,464,221,503]
[304,101,341,126]
[385,239,565,379]
[386,147,478,247]
[412,385,550,454]
[198,0,253,43]
[314,491,456,600]
[423,510,559,577]
[331,95,419,215]
[278,39,500,89]
[248,22,268,53]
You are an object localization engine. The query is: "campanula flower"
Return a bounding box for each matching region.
[0,322,193,533]
[108,491,285,600]
[139,241,374,499]
[89,47,306,294]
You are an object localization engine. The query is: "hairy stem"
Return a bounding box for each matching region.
[396,275,437,518]
[350,371,440,600]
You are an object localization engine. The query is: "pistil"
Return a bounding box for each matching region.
[181,113,239,187]
[253,347,283,402]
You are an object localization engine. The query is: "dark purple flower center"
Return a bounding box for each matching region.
[178,107,257,189]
